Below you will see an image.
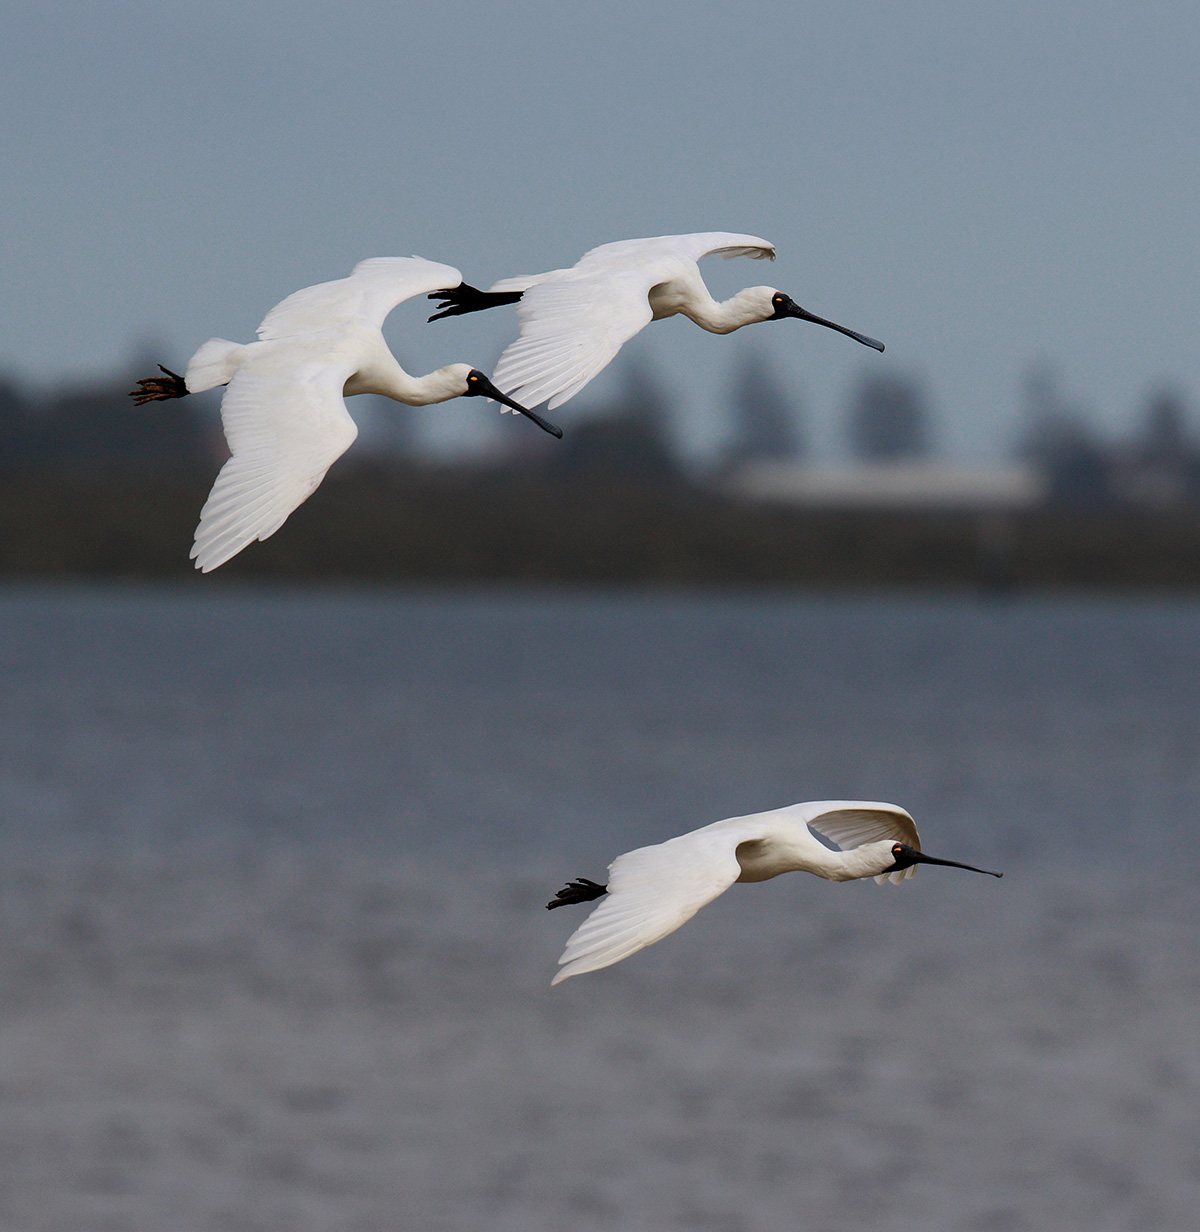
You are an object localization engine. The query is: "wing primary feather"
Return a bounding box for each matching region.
[551,821,764,984]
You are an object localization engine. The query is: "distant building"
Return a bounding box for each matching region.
[724,460,1045,510]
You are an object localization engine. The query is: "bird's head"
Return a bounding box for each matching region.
[460,368,563,438]
[733,286,787,324]
[886,842,1003,878]
[436,363,475,396]
[760,289,886,352]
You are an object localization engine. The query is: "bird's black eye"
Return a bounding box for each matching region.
[773,293,785,305]
[468,373,479,383]
[892,844,903,856]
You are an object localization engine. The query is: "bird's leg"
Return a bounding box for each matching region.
[546,877,608,910]
[129,365,188,405]
[427,284,524,322]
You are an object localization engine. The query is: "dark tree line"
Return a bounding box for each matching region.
[1021,365,1200,507]
[3,353,1195,513]
[0,364,219,475]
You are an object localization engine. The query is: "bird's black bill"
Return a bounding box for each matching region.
[910,851,1003,878]
[463,370,563,438]
[776,297,885,352]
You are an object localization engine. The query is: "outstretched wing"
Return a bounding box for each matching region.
[798,800,921,886]
[492,232,775,411]
[491,267,656,411]
[573,232,776,270]
[488,267,573,295]
[257,257,463,340]
[491,233,774,297]
[552,816,765,985]
[190,357,358,572]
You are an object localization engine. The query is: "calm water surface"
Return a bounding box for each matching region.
[0,586,1197,1230]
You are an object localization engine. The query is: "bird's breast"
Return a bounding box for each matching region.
[734,838,794,883]
[647,283,686,320]
[646,266,700,320]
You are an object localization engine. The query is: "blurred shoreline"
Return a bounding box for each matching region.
[5,464,1200,588]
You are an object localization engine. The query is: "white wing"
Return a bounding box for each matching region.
[488,232,773,295]
[492,232,775,411]
[798,800,921,886]
[491,268,656,411]
[488,268,572,295]
[553,816,765,985]
[571,232,776,270]
[256,256,463,340]
[190,357,359,572]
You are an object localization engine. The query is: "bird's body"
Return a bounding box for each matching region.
[428,232,885,411]
[131,257,560,573]
[548,799,1000,985]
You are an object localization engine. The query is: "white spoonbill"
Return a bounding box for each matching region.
[131,256,562,573]
[427,232,885,412]
[546,799,1000,985]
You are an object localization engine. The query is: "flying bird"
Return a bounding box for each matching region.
[427,232,885,412]
[546,799,1000,985]
[131,257,562,573]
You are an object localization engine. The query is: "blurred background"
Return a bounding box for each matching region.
[2,3,1199,1230]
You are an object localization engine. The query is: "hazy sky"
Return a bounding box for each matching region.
[3,1,1197,460]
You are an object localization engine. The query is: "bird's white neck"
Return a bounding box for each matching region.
[736,830,897,884]
[673,286,775,336]
[822,841,898,882]
[388,365,470,406]
[344,347,471,406]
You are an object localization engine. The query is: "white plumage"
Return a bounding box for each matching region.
[429,233,885,412]
[549,799,1000,985]
[133,257,558,573]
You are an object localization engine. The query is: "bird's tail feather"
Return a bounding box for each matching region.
[186,338,242,393]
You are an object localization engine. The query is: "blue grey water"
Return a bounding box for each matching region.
[0,586,1197,1231]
